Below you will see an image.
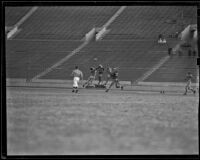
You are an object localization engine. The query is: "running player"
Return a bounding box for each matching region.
[83,67,96,88]
[71,66,83,93]
[183,72,196,95]
[96,64,104,85]
[105,67,123,92]
[104,67,112,86]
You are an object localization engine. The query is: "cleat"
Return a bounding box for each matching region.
[72,90,74,92]
[121,86,124,90]
[183,93,187,95]
[193,90,196,94]
[75,90,78,93]
[105,89,109,92]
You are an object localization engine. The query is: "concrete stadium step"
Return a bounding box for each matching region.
[104,6,193,40]
[6,40,82,79]
[40,40,168,81]
[14,6,119,40]
[145,55,198,82]
[5,7,31,26]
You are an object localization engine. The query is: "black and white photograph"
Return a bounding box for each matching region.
[3,1,199,156]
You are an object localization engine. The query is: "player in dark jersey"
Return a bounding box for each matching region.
[105,67,123,92]
[83,67,96,88]
[96,64,104,85]
[183,72,196,95]
[104,67,112,86]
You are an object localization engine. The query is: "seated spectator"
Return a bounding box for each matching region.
[158,34,167,44]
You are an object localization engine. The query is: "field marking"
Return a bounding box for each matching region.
[133,55,170,84]
[31,41,89,81]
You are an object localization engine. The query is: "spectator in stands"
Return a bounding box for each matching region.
[158,34,167,44]
[71,66,83,93]
[183,72,196,95]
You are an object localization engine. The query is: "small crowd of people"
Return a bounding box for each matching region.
[71,64,124,93]
[71,66,197,95]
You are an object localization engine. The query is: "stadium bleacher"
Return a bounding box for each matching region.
[5,7,31,26]
[14,6,120,40]
[5,6,197,83]
[145,55,197,82]
[41,41,168,81]
[6,40,81,79]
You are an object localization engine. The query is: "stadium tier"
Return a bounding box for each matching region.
[144,55,197,82]
[105,6,197,40]
[5,6,197,83]
[41,41,168,81]
[5,7,31,26]
[13,6,119,40]
[6,40,81,79]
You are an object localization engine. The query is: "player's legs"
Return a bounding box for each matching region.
[184,82,195,95]
[104,75,110,85]
[98,74,102,85]
[184,84,189,95]
[115,79,123,90]
[105,80,115,92]
[83,77,91,87]
[188,86,196,94]
[73,77,80,93]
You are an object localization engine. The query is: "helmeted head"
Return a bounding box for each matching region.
[99,64,103,68]
[90,67,95,71]
[75,66,78,69]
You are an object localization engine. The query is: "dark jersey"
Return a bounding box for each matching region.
[90,69,96,76]
[111,71,118,79]
[97,67,104,74]
[186,74,193,81]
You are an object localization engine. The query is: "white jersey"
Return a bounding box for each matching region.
[72,69,83,79]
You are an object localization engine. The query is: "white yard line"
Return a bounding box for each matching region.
[31,6,127,81]
[133,55,170,84]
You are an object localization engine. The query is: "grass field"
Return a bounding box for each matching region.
[7,87,198,155]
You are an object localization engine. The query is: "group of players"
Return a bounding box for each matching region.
[71,64,123,93]
[71,65,197,95]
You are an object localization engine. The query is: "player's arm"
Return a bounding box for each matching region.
[81,72,84,80]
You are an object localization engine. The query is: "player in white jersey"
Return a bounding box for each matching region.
[183,72,196,95]
[71,66,83,93]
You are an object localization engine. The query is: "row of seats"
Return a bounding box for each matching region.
[6,40,81,79]
[13,6,119,40]
[5,7,31,26]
